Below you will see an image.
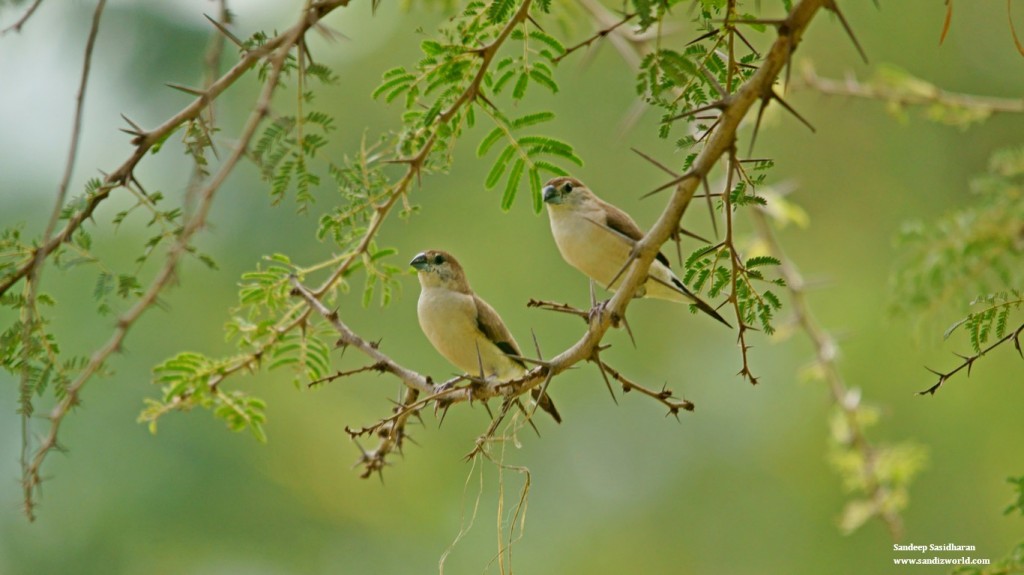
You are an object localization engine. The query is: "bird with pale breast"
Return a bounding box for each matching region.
[541,176,730,327]
[410,250,561,423]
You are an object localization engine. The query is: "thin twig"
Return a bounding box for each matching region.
[794,61,1024,115]
[526,298,590,321]
[919,322,1024,395]
[465,397,517,460]
[308,362,388,387]
[590,348,694,415]
[19,0,107,522]
[551,12,636,63]
[437,0,535,125]
[185,0,231,217]
[351,386,422,480]
[290,276,436,394]
[0,0,354,300]
[1,0,43,35]
[723,150,758,384]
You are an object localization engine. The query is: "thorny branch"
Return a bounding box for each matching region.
[1,0,44,35]
[750,208,904,540]
[919,321,1024,396]
[19,0,107,521]
[308,362,388,388]
[572,0,654,69]
[590,347,695,416]
[0,0,354,300]
[551,11,636,64]
[290,277,434,395]
[526,298,590,321]
[723,150,760,384]
[794,61,1024,116]
[351,387,421,480]
[20,0,354,520]
[528,299,693,412]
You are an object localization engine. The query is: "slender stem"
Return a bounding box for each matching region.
[795,62,1024,115]
[295,0,831,447]
[1,0,44,35]
[0,0,354,299]
[19,0,107,521]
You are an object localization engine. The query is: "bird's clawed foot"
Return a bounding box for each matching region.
[588,299,624,328]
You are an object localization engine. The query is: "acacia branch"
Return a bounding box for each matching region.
[750,208,903,540]
[574,0,647,69]
[527,299,687,410]
[290,276,435,394]
[551,12,636,64]
[437,0,534,124]
[350,387,422,480]
[723,150,759,384]
[795,61,1024,116]
[589,349,694,416]
[20,0,107,521]
[311,1,535,297]
[920,321,1024,396]
[0,0,354,300]
[1,0,44,35]
[526,298,590,321]
[21,1,350,520]
[292,274,528,471]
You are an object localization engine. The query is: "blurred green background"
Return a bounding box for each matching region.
[1,1,1022,573]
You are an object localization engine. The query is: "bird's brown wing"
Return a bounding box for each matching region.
[473,295,526,368]
[594,196,674,269]
[474,295,563,423]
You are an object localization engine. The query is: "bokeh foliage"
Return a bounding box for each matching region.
[1,0,1022,573]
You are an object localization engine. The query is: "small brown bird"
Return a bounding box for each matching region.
[411,250,561,423]
[541,176,730,327]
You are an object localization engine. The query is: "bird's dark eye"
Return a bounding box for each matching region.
[433,254,445,265]
[561,182,573,193]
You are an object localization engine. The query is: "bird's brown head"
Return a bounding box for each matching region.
[542,176,591,209]
[410,249,470,292]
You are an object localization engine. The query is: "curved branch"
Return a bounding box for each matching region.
[21,0,353,520]
[0,0,354,299]
[1,0,44,35]
[920,321,1024,396]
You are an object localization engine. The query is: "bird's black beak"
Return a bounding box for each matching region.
[542,185,558,204]
[409,253,429,270]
